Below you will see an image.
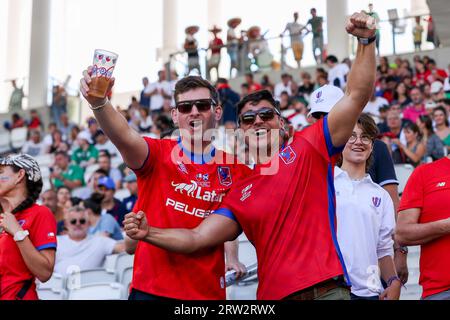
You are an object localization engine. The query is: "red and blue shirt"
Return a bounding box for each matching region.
[132,137,252,300]
[0,204,57,300]
[214,116,350,300]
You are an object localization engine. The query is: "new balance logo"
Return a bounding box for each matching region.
[436,182,446,187]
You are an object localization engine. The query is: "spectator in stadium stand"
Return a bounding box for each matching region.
[395,153,450,300]
[413,60,431,86]
[281,12,307,68]
[363,91,389,120]
[260,74,275,93]
[381,76,397,103]
[240,83,250,98]
[279,91,291,112]
[403,87,427,123]
[376,105,390,133]
[54,206,124,275]
[139,77,151,109]
[306,8,324,64]
[335,114,400,300]
[4,113,25,131]
[391,122,426,167]
[207,25,223,80]
[149,114,176,139]
[50,85,67,128]
[97,151,122,189]
[297,72,315,98]
[316,74,329,87]
[417,114,445,161]
[55,185,72,220]
[27,109,42,131]
[50,151,84,190]
[413,16,424,52]
[46,129,64,154]
[144,70,172,117]
[433,106,450,152]
[274,73,293,101]
[67,125,80,149]
[430,81,445,102]
[40,189,57,216]
[123,12,377,300]
[244,73,262,93]
[58,113,75,141]
[83,194,123,241]
[0,154,57,300]
[71,131,99,169]
[138,107,153,133]
[96,177,127,227]
[122,173,138,213]
[21,130,45,157]
[216,78,240,127]
[80,69,249,300]
[427,59,448,83]
[325,55,350,90]
[392,82,411,109]
[94,130,120,157]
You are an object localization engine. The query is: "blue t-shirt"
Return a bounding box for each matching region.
[89,213,124,240]
[368,139,399,187]
[123,194,138,213]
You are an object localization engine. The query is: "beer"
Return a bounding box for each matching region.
[89,77,111,98]
[89,49,118,98]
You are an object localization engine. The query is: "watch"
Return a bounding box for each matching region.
[394,246,408,254]
[357,35,377,45]
[14,230,29,242]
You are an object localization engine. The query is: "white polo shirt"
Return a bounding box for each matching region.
[334,167,395,297]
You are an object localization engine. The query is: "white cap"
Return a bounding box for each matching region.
[443,77,450,91]
[430,81,443,94]
[307,84,345,117]
[425,101,437,109]
[77,131,93,144]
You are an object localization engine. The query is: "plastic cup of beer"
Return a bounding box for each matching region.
[89,49,118,98]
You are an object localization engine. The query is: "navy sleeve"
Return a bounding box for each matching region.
[369,139,398,186]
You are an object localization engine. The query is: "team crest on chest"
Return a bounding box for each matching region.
[372,197,381,208]
[279,146,297,165]
[217,166,232,187]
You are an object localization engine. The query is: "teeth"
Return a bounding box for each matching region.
[255,129,267,136]
[190,120,202,128]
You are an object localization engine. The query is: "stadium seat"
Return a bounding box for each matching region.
[34,154,54,167]
[10,127,28,150]
[67,283,125,300]
[66,268,117,289]
[37,288,66,300]
[114,188,130,201]
[394,164,415,195]
[115,253,134,282]
[36,273,65,292]
[120,266,133,291]
[0,131,11,154]
[103,254,120,272]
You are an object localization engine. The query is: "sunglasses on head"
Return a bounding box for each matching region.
[239,107,281,125]
[70,218,86,225]
[175,99,217,114]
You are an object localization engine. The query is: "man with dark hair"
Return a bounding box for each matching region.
[50,151,84,190]
[325,55,349,90]
[216,78,240,126]
[124,12,379,300]
[80,71,249,300]
[244,73,262,93]
[307,8,324,64]
[98,151,122,189]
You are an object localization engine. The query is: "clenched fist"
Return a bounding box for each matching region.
[345,12,377,39]
[123,211,149,240]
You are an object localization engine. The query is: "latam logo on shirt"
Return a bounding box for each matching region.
[171,180,226,203]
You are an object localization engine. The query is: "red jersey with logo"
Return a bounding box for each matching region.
[398,157,450,298]
[214,116,350,300]
[0,204,57,300]
[131,137,252,299]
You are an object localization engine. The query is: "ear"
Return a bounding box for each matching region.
[214,105,223,122]
[16,169,27,185]
[171,108,179,126]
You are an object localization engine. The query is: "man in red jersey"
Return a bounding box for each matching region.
[123,12,377,300]
[80,73,249,300]
[395,155,450,300]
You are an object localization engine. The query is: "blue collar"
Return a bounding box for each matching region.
[177,137,216,164]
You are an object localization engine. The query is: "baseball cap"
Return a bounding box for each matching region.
[123,172,137,183]
[98,176,115,190]
[77,131,93,144]
[307,85,344,117]
[430,81,443,94]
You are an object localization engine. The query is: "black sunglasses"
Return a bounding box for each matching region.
[70,218,87,225]
[239,107,281,125]
[175,99,217,114]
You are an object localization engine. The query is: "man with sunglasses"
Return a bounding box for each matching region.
[80,73,249,300]
[124,12,378,300]
[54,206,124,275]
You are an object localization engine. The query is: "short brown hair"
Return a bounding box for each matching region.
[173,76,219,105]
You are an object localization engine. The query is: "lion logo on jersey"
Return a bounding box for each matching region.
[171,181,198,197]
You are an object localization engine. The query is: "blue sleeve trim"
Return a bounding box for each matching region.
[323,115,345,157]
[212,208,238,223]
[36,243,57,251]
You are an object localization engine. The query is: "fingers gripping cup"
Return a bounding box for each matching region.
[89,49,118,98]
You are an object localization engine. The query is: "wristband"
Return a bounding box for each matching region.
[90,98,109,110]
[357,35,377,45]
[387,276,401,287]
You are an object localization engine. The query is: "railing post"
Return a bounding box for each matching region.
[392,19,397,55]
[280,36,286,71]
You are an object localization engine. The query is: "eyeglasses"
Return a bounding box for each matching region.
[175,99,217,114]
[239,107,281,125]
[70,218,87,225]
[348,133,373,145]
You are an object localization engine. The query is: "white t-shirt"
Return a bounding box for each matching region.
[334,167,395,298]
[274,82,292,100]
[54,235,116,275]
[328,63,349,90]
[145,81,171,111]
[21,141,45,157]
[284,22,305,43]
[363,97,389,118]
[444,77,450,91]
[95,140,119,157]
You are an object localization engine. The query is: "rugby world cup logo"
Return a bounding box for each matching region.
[372,197,381,208]
[315,90,324,104]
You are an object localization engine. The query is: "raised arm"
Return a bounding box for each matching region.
[327,12,377,147]
[80,68,148,169]
[123,211,241,254]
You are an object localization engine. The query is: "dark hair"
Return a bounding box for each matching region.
[403,122,422,139]
[94,168,109,177]
[245,73,254,79]
[433,106,450,127]
[236,90,279,116]
[216,78,228,85]
[325,55,338,64]
[174,76,219,105]
[99,149,111,159]
[55,150,70,159]
[83,193,103,216]
[418,115,434,134]
[10,165,43,214]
